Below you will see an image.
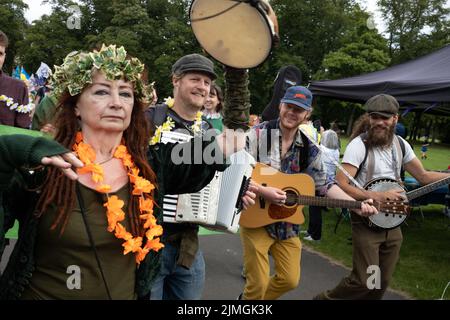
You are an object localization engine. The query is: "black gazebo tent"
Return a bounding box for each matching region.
[308,45,450,116]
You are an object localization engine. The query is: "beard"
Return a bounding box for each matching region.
[367,122,395,147]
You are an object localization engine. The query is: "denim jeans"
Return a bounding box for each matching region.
[150,242,205,300]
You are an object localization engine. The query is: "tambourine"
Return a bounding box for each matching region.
[189,0,279,69]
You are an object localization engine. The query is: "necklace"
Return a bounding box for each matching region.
[96,157,114,165]
[150,111,203,145]
[73,132,164,264]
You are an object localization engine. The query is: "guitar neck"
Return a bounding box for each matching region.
[406,176,450,201]
[296,195,362,209]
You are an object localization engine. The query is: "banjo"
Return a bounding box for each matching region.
[303,130,449,230]
[364,176,450,229]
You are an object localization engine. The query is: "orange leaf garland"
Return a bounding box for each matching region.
[114,223,133,240]
[104,195,125,231]
[114,145,133,168]
[113,145,128,159]
[78,163,104,183]
[73,132,163,264]
[128,167,140,184]
[135,247,150,264]
[139,197,154,213]
[96,184,112,193]
[132,176,155,195]
[74,141,96,165]
[145,224,163,240]
[141,214,157,229]
[123,236,143,255]
[145,237,164,252]
[75,131,83,144]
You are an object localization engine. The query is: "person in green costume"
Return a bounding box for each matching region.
[0,44,255,300]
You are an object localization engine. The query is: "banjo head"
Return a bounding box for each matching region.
[365,178,408,229]
[190,0,275,69]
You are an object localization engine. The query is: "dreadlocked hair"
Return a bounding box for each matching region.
[35,91,157,237]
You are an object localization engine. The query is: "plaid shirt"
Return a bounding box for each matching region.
[246,120,335,240]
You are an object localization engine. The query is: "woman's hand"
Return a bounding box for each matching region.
[41,152,84,180]
[352,199,378,217]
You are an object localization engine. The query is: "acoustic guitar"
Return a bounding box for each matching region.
[239,163,409,228]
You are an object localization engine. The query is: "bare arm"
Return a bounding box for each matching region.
[336,163,405,202]
[404,158,450,185]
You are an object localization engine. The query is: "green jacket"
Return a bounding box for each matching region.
[31,94,58,131]
[0,134,227,299]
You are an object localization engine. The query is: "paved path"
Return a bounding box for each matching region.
[1,233,408,300]
[200,232,407,300]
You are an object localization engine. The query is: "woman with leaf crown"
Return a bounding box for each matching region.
[0,44,253,300]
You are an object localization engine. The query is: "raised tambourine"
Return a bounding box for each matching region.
[189,0,279,69]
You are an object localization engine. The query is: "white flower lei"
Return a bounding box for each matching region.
[0,94,35,114]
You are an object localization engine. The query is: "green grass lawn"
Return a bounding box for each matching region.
[339,135,449,172]
[302,135,450,300]
[302,205,450,300]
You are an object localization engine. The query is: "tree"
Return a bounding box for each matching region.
[0,0,28,74]
[142,0,200,99]
[247,0,381,115]
[378,0,450,64]
[17,3,88,74]
[310,5,390,132]
[271,0,363,77]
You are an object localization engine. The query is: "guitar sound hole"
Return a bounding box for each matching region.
[285,190,298,207]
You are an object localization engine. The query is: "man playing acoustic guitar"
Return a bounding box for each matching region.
[239,86,378,300]
[315,94,450,300]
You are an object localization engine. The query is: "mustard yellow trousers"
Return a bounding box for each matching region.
[240,226,301,300]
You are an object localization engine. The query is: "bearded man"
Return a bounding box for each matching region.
[314,94,450,300]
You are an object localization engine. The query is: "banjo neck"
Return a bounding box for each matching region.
[406,176,450,201]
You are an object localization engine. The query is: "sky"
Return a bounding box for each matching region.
[23,0,52,23]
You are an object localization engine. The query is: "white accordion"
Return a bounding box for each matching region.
[160,131,255,233]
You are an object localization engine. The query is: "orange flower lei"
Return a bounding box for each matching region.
[72,132,164,264]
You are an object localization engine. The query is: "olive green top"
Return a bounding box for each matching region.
[0,134,228,299]
[21,183,136,300]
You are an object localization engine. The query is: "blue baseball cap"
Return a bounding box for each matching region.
[280,86,313,111]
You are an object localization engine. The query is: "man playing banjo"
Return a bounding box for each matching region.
[315,94,450,300]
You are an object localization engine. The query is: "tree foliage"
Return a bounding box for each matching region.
[5,0,449,139]
[378,0,450,64]
[0,0,28,73]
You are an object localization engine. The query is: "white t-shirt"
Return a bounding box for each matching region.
[343,136,416,186]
